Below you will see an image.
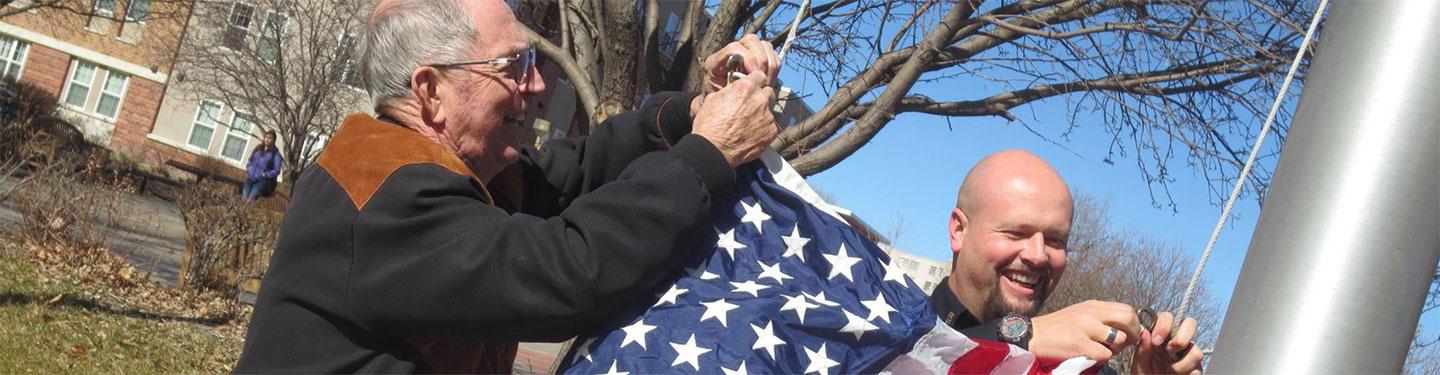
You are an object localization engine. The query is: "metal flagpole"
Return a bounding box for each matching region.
[1208,0,1440,372]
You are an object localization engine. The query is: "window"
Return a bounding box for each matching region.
[61,61,129,120]
[222,2,254,50]
[63,61,97,108]
[221,113,254,161]
[93,0,117,16]
[301,131,330,160]
[188,101,222,149]
[119,0,151,41]
[0,36,29,82]
[335,32,363,87]
[124,0,150,22]
[257,11,287,62]
[923,281,933,291]
[658,13,681,58]
[94,71,128,118]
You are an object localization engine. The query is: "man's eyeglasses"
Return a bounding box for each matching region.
[426,45,536,87]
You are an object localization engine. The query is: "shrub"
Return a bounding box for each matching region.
[0,80,89,166]
[175,179,281,296]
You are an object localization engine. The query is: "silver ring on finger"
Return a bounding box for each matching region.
[1104,327,1118,346]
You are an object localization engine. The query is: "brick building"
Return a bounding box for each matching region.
[1,0,189,166]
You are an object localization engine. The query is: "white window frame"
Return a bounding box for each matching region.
[93,69,129,120]
[60,60,97,111]
[220,111,255,162]
[93,0,117,17]
[257,10,288,63]
[123,0,150,22]
[0,36,29,82]
[220,2,255,51]
[186,100,224,151]
[59,60,129,122]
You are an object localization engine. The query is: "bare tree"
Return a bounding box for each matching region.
[174,0,372,186]
[0,0,189,22]
[1406,323,1440,375]
[517,0,1320,208]
[1041,194,1220,373]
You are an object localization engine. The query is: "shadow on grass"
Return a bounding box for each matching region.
[0,292,235,326]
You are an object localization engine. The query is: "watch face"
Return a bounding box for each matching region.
[1000,315,1029,340]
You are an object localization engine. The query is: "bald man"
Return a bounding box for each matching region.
[930,150,1205,374]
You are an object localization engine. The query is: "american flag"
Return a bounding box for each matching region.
[558,153,1094,374]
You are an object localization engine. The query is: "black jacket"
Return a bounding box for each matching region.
[236,92,734,373]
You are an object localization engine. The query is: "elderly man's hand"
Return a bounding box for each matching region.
[1029,300,1144,365]
[701,34,780,93]
[691,70,778,167]
[1131,311,1204,375]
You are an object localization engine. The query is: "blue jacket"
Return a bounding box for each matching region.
[246,146,283,182]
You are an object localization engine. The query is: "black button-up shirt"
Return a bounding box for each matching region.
[928,276,1001,341]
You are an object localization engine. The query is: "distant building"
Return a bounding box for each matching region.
[145,1,369,177]
[834,209,951,294]
[881,243,951,294]
[1,0,188,162]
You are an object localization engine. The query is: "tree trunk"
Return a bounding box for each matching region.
[594,0,643,122]
[683,0,750,93]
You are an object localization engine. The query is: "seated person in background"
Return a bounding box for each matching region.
[931,150,1205,374]
[242,130,282,201]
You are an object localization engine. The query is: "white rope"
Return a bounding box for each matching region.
[776,0,811,63]
[1176,0,1331,320]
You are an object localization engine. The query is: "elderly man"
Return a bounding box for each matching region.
[930,150,1206,374]
[235,0,782,372]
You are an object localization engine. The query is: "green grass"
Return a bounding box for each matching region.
[0,248,242,373]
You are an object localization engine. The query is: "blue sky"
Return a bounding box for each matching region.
[773,53,1440,346]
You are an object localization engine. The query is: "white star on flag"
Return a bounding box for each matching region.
[822,244,862,282]
[620,319,655,349]
[685,264,719,280]
[722,361,749,375]
[882,259,909,285]
[780,293,819,324]
[803,343,840,375]
[700,299,740,327]
[862,294,898,324]
[716,228,748,260]
[751,321,786,359]
[757,261,792,284]
[802,291,841,307]
[739,200,771,233]
[730,280,770,297]
[840,309,879,340]
[781,226,810,262]
[669,334,710,371]
[654,285,688,307]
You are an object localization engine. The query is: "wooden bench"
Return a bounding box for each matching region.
[165,159,245,194]
[125,167,179,196]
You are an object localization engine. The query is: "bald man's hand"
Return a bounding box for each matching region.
[1131,311,1204,375]
[1029,300,1144,365]
[691,70,778,167]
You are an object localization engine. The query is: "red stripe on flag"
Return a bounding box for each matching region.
[948,339,1014,375]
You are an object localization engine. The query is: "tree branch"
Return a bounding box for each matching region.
[522,24,600,123]
[788,0,981,175]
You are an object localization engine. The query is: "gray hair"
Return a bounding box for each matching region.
[359,0,477,112]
